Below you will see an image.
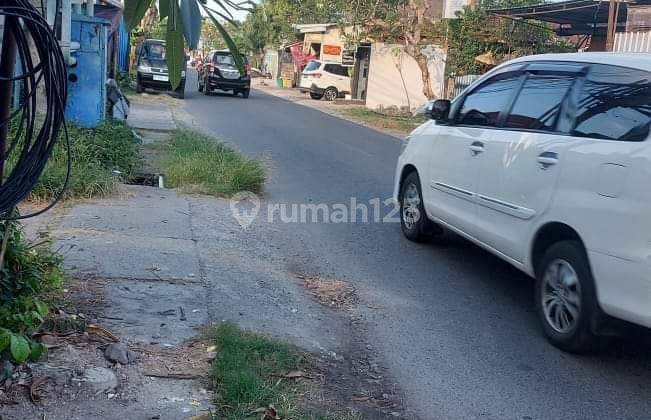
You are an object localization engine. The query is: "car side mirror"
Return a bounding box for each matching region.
[431,99,451,122]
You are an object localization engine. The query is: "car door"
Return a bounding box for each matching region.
[474,63,583,263]
[423,69,521,237]
[324,64,350,93]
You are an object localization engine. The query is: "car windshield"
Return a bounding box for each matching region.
[304,61,321,72]
[213,53,247,66]
[144,43,166,60]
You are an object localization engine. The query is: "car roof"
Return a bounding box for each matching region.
[144,39,166,44]
[505,52,651,72]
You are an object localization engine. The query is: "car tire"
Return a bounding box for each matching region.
[535,240,602,353]
[399,172,436,242]
[241,89,250,99]
[135,81,144,94]
[310,92,323,100]
[323,87,338,101]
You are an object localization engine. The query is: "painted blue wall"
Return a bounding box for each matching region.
[118,17,130,73]
[65,15,109,128]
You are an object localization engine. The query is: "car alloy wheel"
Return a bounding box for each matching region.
[541,259,582,334]
[535,240,602,352]
[324,87,338,101]
[402,183,421,231]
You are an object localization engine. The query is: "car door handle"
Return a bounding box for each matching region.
[537,152,559,169]
[469,141,484,156]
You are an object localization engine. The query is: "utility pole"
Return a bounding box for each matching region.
[606,0,617,51]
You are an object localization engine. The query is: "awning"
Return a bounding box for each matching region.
[490,0,629,35]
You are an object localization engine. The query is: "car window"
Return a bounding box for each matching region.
[572,64,651,142]
[504,74,574,132]
[304,61,321,72]
[324,64,348,76]
[213,53,248,65]
[142,43,166,59]
[457,72,522,127]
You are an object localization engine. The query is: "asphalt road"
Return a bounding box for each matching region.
[181,72,651,420]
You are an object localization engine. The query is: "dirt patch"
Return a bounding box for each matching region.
[1,275,214,420]
[292,274,413,419]
[297,275,358,310]
[133,338,215,380]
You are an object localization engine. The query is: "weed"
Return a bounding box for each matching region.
[338,107,426,133]
[0,218,64,364]
[147,129,265,197]
[9,120,140,200]
[209,324,362,420]
[210,323,300,419]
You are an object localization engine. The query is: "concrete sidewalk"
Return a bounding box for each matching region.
[7,184,351,420]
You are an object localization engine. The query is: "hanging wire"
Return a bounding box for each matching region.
[0,0,70,220]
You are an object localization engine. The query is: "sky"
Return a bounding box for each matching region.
[208,0,258,22]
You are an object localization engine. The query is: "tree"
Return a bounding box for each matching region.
[242,6,273,66]
[124,0,251,88]
[201,20,245,53]
[262,0,344,47]
[445,1,573,77]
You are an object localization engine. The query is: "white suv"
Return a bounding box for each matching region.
[300,60,352,101]
[394,53,651,352]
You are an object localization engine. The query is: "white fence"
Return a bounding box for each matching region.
[614,31,651,53]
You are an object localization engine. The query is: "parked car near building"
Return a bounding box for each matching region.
[198,50,251,98]
[135,39,186,98]
[394,53,651,352]
[300,60,352,101]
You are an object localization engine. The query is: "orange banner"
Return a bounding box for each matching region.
[323,45,342,56]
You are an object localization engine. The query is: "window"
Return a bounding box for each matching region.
[212,53,247,66]
[324,64,347,76]
[457,73,521,127]
[504,74,574,132]
[143,43,166,60]
[572,64,651,142]
[304,60,321,72]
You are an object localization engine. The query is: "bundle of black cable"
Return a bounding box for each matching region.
[0,0,69,219]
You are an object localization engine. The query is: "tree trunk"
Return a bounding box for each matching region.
[406,46,435,100]
[130,5,158,70]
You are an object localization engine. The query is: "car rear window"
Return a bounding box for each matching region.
[572,64,651,142]
[304,61,321,72]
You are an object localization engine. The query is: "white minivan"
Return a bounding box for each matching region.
[300,60,352,101]
[394,53,651,352]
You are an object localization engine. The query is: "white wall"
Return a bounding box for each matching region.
[366,43,446,112]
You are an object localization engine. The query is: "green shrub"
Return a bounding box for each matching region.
[9,120,140,200]
[0,219,63,364]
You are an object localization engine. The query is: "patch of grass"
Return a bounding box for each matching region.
[209,324,362,420]
[338,107,426,133]
[8,120,139,200]
[149,129,265,197]
[210,323,301,419]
